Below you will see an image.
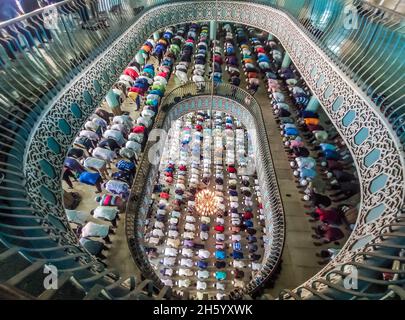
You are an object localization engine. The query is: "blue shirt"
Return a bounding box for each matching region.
[232,251,244,259]
[215,250,226,260]
[324,149,340,160]
[197,261,208,269]
[285,127,299,136]
[215,271,226,280]
[116,160,135,171]
[0,1,19,22]
[233,242,242,251]
[300,168,317,179]
[320,143,337,152]
[135,94,141,107]
[79,172,100,185]
[244,220,254,228]
[229,190,238,197]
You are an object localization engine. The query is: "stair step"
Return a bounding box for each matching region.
[37,272,73,300]
[0,283,36,300]
[0,247,19,260]
[6,261,45,286]
[0,250,31,283]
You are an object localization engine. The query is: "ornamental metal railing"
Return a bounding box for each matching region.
[125,81,286,300]
[279,207,405,300]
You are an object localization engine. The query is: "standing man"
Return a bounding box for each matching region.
[0,0,39,61]
[19,0,53,43]
[0,0,21,61]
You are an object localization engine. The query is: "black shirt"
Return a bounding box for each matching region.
[67,147,84,159]
[98,138,120,151]
[230,77,241,86]
[312,192,332,207]
[215,261,226,268]
[19,0,41,14]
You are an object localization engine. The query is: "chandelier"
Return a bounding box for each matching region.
[195,189,218,216]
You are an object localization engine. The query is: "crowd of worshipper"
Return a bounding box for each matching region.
[209,36,225,87]
[172,23,210,89]
[222,24,241,91]
[173,24,197,85]
[217,23,360,265]
[142,110,266,300]
[265,48,360,261]
[213,24,252,91]
[217,24,280,98]
[62,27,179,262]
[234,26,261,95]
[191,25,210,90]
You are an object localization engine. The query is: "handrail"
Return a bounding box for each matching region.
[2,0,403,28]
[0,0,73,29]
[125,81,286,299]
[279,209,405,300]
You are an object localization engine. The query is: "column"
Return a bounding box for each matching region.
[210,20,217,41]
[305,95,320,112]
[281,52,291,69]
